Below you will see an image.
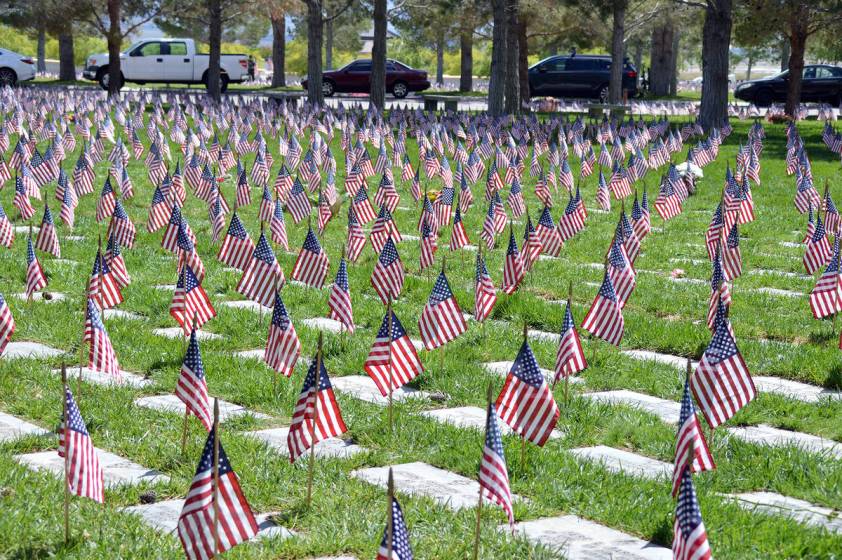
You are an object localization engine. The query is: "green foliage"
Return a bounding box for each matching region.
[0,24,107,66]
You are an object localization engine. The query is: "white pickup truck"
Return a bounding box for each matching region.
[83,38,253,92]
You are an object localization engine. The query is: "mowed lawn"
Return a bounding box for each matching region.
[1,99,841,559]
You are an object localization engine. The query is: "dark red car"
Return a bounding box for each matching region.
[302,59,431,99]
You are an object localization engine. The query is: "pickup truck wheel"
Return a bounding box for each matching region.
[322,80,335,97]
[0,68,17,87]
[392,81,408,99]
[598,84,609,103]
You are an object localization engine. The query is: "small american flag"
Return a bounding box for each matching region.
[352,184,377,224]
[84,299,119,377]
[217,212,254,271]
[35,203,61,258]
[0,293,15,356]
[291,226,330,289]
[371,206,402,254]
[371,238,405,305]
[364,309,424,396]
[108,199,136,249]
[607,240,635,308]
[346,205,366,262]
[810,237,842,319]
[377,494,413,560]
[479,400,514,526]
[162,205,184,252]
[13,175,35,221]
[691,312,756,429]
[804,215,831,275]
[270,197,288,250]
[25,235,47,299]
[419,271,467,350]
[501,227,524,295]
[449,203,470,251]
[105,230,130,289]
[672,467,712,560]
[536,206,562,257]
[496,340,559,446]
[419,218,437,271]
[177,327,212,431]
[707,250,732,330]
[581,270,624,346]
[237,232,284,308]
[474,252,497,322]
[558,190,585,242]
[555,299,587,382]
[89,249,123,309]
[286,355,347,463]
[264,290,301,377]
[522,215,543,272]
[287,177,312,224]
[147,186,170,232]
[721,224,742,281]
[59,387,104,503]
[95,177,116,223]
[704,204,724,261]
[177,427,259,560]
[673,379,715,497]
[328,257,354,333]
[435,185,455,226]
[0,200,14,247]
[170,264,216,335]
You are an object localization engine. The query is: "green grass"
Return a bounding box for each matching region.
[1,105,842,559]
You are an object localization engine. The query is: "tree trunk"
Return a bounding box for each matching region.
[785,12,808,118]
[325,18,334,70]
[459,24,473,92]
[488,0,507,116]
[37,25,46,73]
[370,0,387,110]
[780,35,790,72]
[306,1,324,105]
[608,0,627,104]
[649,20,674,96]
[107,0,122,97]
[633,40,643,93]
[503,0,520,114]
[745,52,753,81]
[206,0,223,102]
[435,30,445,86]
[669,31,679,96]
[518,17,529,103]
[58,27,76,82]
[271,13,286,87]
[699,0,732,130]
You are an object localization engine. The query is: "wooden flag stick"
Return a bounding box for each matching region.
[306,331,323,509]
[387,297,395,435]
[62,363,70,546]
[211,398,221,559]
[386,467,395,559]
[473,382,494,560]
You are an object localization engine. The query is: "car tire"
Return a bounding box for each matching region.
[598,84,609,103]
[392,81,408,99]
[0,68,17,87]
[322,80,335,97]
[754,89,773,107]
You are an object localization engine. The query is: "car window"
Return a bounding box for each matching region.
[542,58,566,72]
[386,62,396,71]
[349,60,372,71]
[567,58,600,71]
[136,42,162,57]
[169,42,188,56]
[803,67,816,79]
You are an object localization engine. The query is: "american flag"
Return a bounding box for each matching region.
[237,232,284,308]
[108,199,136,249]
[435,185,455,226]
[810,237,842,319]
[375,172,401,214]
[377,493,413,560]
[479,400,514,527]
[631,188,650,240]
[346,205,366,263]
[177,222,206,283]
[291,227,330,289]
[328,257,354,333]
[177,327,213,431]
[825,190,840,234]
[0,200,12,248]
[704,204,724,261]
[217,212,255,271]
[84,298,119,377]
[804,215,831,275]
[170,264,216,335]
[558,190,585,242]
[95,177,116,223]
[270,197,288,250]
[496,340,559,446]
[673,379,715,497]
[147,186,170,232]
[418,195,440,238]
[501,227,524,295]
[352,185,377,224]
[371,206,401,254]
[672,467,712,560]
[607,240,635,308]
[459,172,474,211]
[106,231,130,288]
[581,270,624,346]
[522,215,542,272]
[555,299,587,382]
[89,249,123,309]
[25,235,47,299]
[261,184,277,223]
[161,205,184,252]
[274,163,294,201]
[0,293,15,356]
[35,203,61,258]
[14,175,35,221]
[286,354,347,463]
[59,387,104,503]
[287,177,312,224]
[449,203,470,251]
[364,309,424,396]
[618,211,640,264]
[264,290,301,377]
[707,250,732,331]
[690,312,756,429]
[371,238,405,305]
[419,271,467,350]
[536,206,562,257]
[317,189,332,234]
[177,426,259,560]
[235,166,252,208]
[474,252,497,322]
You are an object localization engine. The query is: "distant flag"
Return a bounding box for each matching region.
[177,426,259,560]
[607,240,635,308]
[89,249,123,309]
[802,204,815,244]
[371,206,401,254]
[170,264,216,335]
[522,214,543,272]
[364,308,424,396]
[161,205,184,252]
[419,271,467,350]
[264,289,301,377]
[84,299,119,377]
[287,177,312,224]
[810,237,842,319]
[419,217,437,271]
[478,399,514,527]
[105,230,130,288]
[147,186,170,232]
[259,183,276,223]
[176,326,212,431]
[555,299,587,382]
[672,379,715,498]
[496,340,560,446]
[721,224,742,281]
[581,270,624,346]
[108,199,136,249]
[25,234,47,299]
[95,177,116,222]
[346,205,366,263]
[327,257,354,333]
[672,468,712,560]
[474,251,497,322]
[596,169,611,211]
[536,206,562,257]
[804,214,832,275]
[35,203,60,258]
[0,293,15,355]
[291,226,330,289]
[352,184,377,224]
[217,212,255,271]
[558,189,585,242]
[286,352,347,463]
[13,175,35,221]
[371,238,405,305]
[507,178,526,218]
[449,202,470,251]
[270,197,288,250]
[501,226,525,295]
[0,200,14,248]
[707,249,732,331]
[59,386,104,503]
[237,232,284,308]
[631,188,651,240]
[825,189,841,234]
[704,204,724,261]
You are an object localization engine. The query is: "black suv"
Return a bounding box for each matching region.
[528,54,638,101]
[734,65,842,106]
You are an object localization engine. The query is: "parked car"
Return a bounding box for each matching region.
[82,38,251,92]
[734,65,842,106]
[0,48,36,87]
[528,54,638,101]
[302,59,431,98]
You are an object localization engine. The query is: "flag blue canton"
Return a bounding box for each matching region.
[676,467,703,535]
[377,310,406,340]
[253,233,277,264]
[506,229,520,256]
[335,258,349,291]
[379,238,400,266]
[484,402,506,459]
[705,320,739,364]
[302,228,323,254]
[609,242,626,269]
[302,357,333,393]
[27,236,36,264]
[727,224,740,249]
[381,498,413,559]
[64,388,89,436]
[86,299,106,331]
[195,428,233,477]
[538,207,554,228]
[271,292,291,329]
[598,271,618,302]
[184,330,205,379]
[562,301,575,333]
[428,272,454,306]
[511,341,544,387]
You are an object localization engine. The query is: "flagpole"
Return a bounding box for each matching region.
[386,467,395,559]
[387,297,394,435]
[62,363,70,546]
[473,383,493,560]
[520,322,528,472]
[211,397,220,559]
[306,331,322,510]
[27,224,33,303]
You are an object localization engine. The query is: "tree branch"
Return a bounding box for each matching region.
[323,0,354,22]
